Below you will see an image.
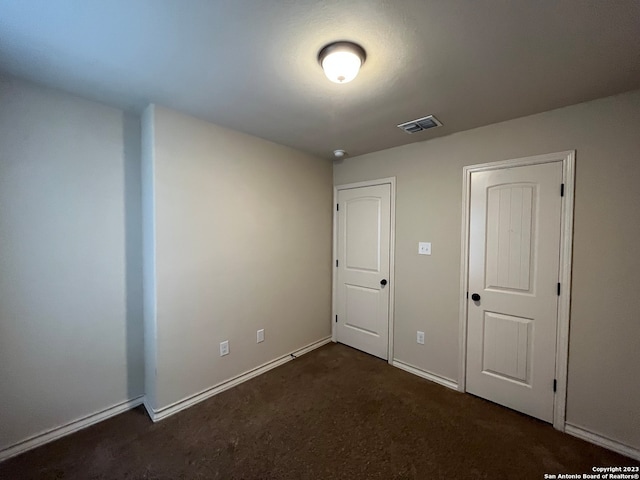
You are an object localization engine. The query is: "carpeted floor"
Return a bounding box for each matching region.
[1,343,637,479]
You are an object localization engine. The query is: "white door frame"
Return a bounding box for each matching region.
[458,151,575,431]
[332,177,396,364]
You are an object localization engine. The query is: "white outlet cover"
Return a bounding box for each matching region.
[220,340,229,356]
[418,242,431,255]
[417,331,425,345]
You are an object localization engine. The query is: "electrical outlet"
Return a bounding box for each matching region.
[220,340,229,356]
[418,242,432,255]
[257,329,265,343]
[417,331,425,345]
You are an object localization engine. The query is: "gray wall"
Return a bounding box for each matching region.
[141,105,157,410]
[0,76,144,452]
[143,105,332,411]
[334,90,640,450]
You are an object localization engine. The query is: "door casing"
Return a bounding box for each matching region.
[332,177,396,364]
[458,151,575,430]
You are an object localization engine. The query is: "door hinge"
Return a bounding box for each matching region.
[557,283,561,296]
[336,203,339,211]
[553,379,557,392]
[335,315,338,323]
[560,183,565,197]
[336,259,338,267]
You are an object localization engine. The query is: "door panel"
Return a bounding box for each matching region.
[345,198,381,272]
[485,184,535,292]
[345,285,380,335]
[482,311,532,385]
[467,162,562,423]
[336,184,391,360]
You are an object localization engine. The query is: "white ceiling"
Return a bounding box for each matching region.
[1,0,639,159]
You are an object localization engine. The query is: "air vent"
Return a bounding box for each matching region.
[397,115,442,134]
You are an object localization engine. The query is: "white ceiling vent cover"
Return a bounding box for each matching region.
[397,115,442,134]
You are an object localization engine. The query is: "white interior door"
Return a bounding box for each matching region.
[466,161,563,423]
[336,184,391,360]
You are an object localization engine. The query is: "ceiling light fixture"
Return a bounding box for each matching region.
[318,41,366,84]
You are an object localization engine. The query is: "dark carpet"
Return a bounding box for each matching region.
[1,343,636,479]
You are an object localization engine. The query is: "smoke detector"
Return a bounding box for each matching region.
[333,149,347,158]
[397,115,442,134]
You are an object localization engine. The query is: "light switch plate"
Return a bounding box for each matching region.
[417,331,425,345]
[418,242,431,255]
[257,329,265,343]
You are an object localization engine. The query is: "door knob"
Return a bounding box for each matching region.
[471,293,481,301]
[380,279,388,286]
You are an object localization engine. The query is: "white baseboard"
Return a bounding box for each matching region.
[145,336,333,422]
[392,360,459,391]
[565,423,640,461]
[0,395,144,462]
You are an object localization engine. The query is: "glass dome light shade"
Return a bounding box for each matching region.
[318,42,366,84]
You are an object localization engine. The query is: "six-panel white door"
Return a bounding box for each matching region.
[466,162,563,422]
[336,184,391,360]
